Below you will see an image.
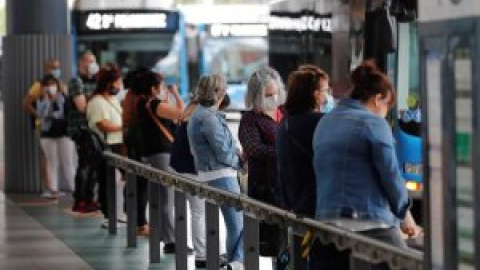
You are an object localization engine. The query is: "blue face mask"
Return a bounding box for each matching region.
[108,87,120,96]
[321,94,335,113]
[51,68,61,79]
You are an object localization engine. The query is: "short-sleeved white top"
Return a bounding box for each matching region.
[87,95,123,145]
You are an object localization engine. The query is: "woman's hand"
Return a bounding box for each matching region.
[401,210,422,238]
[167,84,179,96]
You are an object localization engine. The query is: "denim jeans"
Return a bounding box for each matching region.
[208,176,244,262]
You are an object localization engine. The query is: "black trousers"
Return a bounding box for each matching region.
[308,227,407,270]
[97,144,125,218]
[73,146,97,203]
[125,144,149,227]
[308,239,350,270]
[354,227,407,270]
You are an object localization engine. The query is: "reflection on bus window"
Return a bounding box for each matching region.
[204,38,268,84]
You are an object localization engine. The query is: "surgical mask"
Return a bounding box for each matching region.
[47,86,58,95]
[109,87,120,96]
[264,95,278,112]
[88,62,99,76]
[156,87,166,100]
[321,94,335,113]
[51,68,61,79]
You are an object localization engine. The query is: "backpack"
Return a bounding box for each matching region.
[76,125,108,168]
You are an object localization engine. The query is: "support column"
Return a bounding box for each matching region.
[3,0,73,193]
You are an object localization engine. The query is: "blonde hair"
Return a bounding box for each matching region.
[195,74,227,107]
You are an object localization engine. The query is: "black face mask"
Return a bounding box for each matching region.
[108,87,119,95]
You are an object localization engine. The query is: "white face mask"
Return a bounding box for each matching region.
[47,86,58,95]
[263,95,278,112]
[51,68,61,79]
[87,62,99,76]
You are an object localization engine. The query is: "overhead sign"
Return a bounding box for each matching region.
[269,11,332,33]
[208,23,268,37]
[74,10,180,34]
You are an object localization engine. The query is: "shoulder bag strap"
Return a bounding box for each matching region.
[146,99,175,143]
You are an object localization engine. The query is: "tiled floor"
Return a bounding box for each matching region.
[0,192,277,270]
[0,193,93,270]
[5,193,191,270]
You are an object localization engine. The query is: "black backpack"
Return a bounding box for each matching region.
[76,126,108,168]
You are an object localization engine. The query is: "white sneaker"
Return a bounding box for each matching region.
[226,261,244,270]
[117,213,127,223]
[41,190,52,198]
[101,218,127,229]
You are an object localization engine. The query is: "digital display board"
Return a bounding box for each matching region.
[74,9,180,34]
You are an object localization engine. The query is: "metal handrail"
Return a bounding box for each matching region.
[104,151,423,270]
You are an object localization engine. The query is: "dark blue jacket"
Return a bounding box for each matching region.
[276,112,322,217]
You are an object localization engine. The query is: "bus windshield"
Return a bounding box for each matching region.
[395,22,420,137]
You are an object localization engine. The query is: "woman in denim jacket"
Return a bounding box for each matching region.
[187,74,244,270]
[312,60,420,269]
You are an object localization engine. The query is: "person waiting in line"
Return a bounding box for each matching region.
[169,91,231,267]
[121,68,150,236]
[312,60,421,270]
[68,51,101,213]
[36,74,76,199]
[297,65,336,114]
[276,65,331,270]
[136,71,184,253]
[86,64,124,228]
[238,67,286,261]
[23,59,69,198]
[187,74,244,270]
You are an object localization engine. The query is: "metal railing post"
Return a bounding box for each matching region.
[206,201,220,270]
[149,181,161,263]
[106,159,117,235]
[244,213,260,270]
[126,172,138,248]
[174,190,188,270]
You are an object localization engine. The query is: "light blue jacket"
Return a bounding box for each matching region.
[313,98,410,227]
[187,105,240,172]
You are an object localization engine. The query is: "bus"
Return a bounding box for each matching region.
[180,4,269,110]
[71,0,189,97]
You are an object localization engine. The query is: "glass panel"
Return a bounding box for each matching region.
[454,47,475,270]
